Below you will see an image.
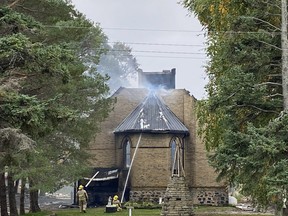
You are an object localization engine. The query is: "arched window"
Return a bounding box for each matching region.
[171,139,177,172]
[170,137,184,176]
[123,138,131,168]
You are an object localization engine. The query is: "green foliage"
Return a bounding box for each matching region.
[239,113,288,208]
[0,92,75,137]
[0,33,30,57]
[0,0,114,199]
[0,6,41,35]
[182,0,286,209]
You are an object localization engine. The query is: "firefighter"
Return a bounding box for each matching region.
[112,195,122,211]
[76,185,88,213]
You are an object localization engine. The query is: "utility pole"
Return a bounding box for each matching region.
[276,3,288,216]
[281,0,288,112]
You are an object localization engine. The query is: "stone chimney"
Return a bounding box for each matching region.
[161,176,194,216]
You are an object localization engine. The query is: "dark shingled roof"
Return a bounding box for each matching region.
[114,92,189,134]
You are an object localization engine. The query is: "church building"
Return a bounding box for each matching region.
[80,68,228,206]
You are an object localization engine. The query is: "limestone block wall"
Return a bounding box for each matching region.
[193,187,228,206]
[122,133,172,189]
[88,88,148,167]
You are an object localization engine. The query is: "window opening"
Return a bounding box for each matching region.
[171,137,185,177]
[124,139,131,168]
[171,139,177,174]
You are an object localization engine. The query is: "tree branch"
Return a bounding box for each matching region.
[241,16,281,31]
[264,0,281,10]
[239,111,261,126]
[264,93,283,98]
[16,5,38,13]
[8,0,23,8]
[254,82,282,87]
[223,92,237,102]
[259,40,282,51]
[267,73,282,77]
[234,104,279,114]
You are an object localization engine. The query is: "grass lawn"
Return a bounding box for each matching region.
[24,206,274,216]
[25,208,160,216]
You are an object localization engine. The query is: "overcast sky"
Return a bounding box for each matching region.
[71,0,208,99]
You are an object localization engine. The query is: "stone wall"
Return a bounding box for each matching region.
[193,187,228,206]
[88,88,148,167]
[128,187,228,206]
[128,188,228,206]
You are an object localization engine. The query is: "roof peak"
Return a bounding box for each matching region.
[114,93,189,135]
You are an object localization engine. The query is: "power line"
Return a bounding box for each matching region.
[43,25,280,34]
[107,41,206,47]
[44,25,205,33]
[102,27,204,33]
[44,25,207,47]
[103,53,208,60]
[107,49,206,55]
[103,28,281,35]
[133,55,208,60]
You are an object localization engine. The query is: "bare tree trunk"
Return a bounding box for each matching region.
[29,179,40,213]
[8,174,18,216]
[29,189,40,213]
[20,179,26,215]
[0,172,8,216]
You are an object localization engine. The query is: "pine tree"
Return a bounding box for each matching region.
[182,0,288,214]
[0,0,114,213]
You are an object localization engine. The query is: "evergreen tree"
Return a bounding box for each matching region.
[182,0,288,213]
[0,0,114,213]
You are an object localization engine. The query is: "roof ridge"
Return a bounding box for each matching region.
[114,92,189,135]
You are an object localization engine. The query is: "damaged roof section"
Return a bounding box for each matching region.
[84,168,119,182]
[114,92,189,135]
